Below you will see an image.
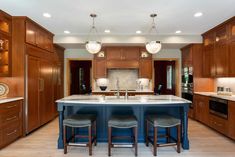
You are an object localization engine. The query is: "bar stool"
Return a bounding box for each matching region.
[108,115,138,156]
[145,114,181,156]
[63,114,97,156]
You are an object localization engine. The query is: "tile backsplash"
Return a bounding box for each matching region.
[215,78,235,93]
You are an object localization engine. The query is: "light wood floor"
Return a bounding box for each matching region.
[0,118,235,157]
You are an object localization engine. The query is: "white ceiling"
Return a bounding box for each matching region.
[1,0,235,48]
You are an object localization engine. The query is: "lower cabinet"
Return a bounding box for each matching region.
[194,94,209,124]
[0,100,23,149]
[228,101,235,139]
[194,94,235,140]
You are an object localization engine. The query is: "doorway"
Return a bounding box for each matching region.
[154,60,176,95]
[68,60,92,95]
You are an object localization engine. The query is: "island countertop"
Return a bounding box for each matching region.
[56,95,191,105]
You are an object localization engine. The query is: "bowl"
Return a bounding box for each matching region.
[99,86,107,91]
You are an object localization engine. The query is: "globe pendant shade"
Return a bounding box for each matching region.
[145,41,162,54]
[85,41,102,54]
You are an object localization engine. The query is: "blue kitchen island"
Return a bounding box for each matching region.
[56,95,191,150]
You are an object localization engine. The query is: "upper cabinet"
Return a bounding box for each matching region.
[202,16,235,77]
[106,47,140,60]
[25,19,54,52]
[0,10,12,76]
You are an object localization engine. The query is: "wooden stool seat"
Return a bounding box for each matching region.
[145,114,181,156]
[63,114,97,156]
[108,115,138,156]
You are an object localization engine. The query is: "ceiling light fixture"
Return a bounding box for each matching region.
[85,14,102,54]
[64,30,70,34]
[194,12,203,17]
[43,13,51,18]
[104,29,110,33]
[175,30,182,34]
[136,30,142,34]
[145,14,162,54]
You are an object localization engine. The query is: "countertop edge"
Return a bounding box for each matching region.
[194,92,235,102]
[0,97,24,104]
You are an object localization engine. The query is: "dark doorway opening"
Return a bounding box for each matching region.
[69,60,92,95]
[154,60,176,95]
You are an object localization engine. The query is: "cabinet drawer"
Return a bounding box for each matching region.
[0,111,20,127]
[0,101,21,113]
[209,114,228,135]
[2,123,21,147]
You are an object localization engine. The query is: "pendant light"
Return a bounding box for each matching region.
[85,14,102,54]
[145,14,162,54]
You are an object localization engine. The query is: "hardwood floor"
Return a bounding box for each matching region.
[0,118,235,157]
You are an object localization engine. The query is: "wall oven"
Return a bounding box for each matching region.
[209,97,228,119]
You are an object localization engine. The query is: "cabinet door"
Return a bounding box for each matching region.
[214,26,229,77]
[93,59,106,78]
[229,40,235,76]
[228,101,235,139]
[139,59,152,79]
[39,59,54,125]
[25,21,37,46]
[106,47,122,60]
[203,33,215,77]
[27,55,40,133]
[181,46,192,67]
[0,11,12,35]
[122,47,140,60]
[194,95,209,124]
[36,29,45,49]
[229,19,235,41]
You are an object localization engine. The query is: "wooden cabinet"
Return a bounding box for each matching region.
[25,19,54,52]
[202,33,215,77]
[229,19,235,76]
[214,26,229,77]
[0,100,23,149]
[0,10,12,76]
[228,101,235,140]
[139,59,152,79]
[202,16,235,77]
[209,114,228,135]
[194,94,209,124]
[106,47,140,60]
[181,46,192,67]
[93,59,106,78]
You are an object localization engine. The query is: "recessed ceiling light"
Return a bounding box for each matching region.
[43,13,51,18]
[104,29,110,33]
[136,30,142,34]
[194,12,203,17]
[64,30,70,34]
[175,30,182,34]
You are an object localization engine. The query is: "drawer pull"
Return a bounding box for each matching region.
[6,116,17,121]
[6,105,17,109]
[7,130,17,136]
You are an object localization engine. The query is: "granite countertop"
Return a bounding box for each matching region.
[194,92,235,102]
[0,97,24,104]
[92,89,154,93]
[56,95,191,105]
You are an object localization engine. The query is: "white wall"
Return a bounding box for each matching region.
[215,78,235,94]
[64,48,182,96]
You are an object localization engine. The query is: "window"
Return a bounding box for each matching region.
[167,65,172,89]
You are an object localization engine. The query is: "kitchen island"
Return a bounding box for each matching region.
[56,95,191,149]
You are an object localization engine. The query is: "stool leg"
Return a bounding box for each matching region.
[88,126,92,156]
[134,127,138,156]
[94,120,97,146]
[145,120,149,147]
[108,127,112,156]
[177,125,181,153]
[63,125,67,154]
[166,128,170,143]
[72,127,75,143]
[153,127,157,156]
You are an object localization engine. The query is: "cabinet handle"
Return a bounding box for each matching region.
[39,78,44,92]
[6,116,17,121]
[6,105,17,109]
[7,130,17,136]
